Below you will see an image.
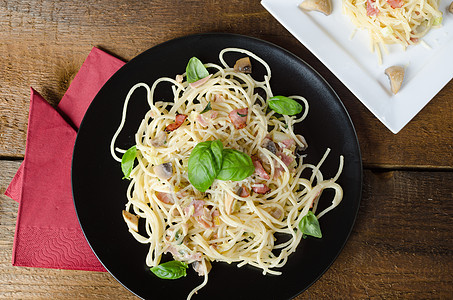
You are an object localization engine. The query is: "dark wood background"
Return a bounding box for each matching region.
[1,0,452,298]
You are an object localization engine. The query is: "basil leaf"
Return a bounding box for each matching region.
[121,145,137,179]
[216,149,255,181]
[298,211,322,238]
[150,261,188,279]
[186,57,209,83]
[188,140,223,192]
[268,96,303,116]
[200,102,212,114]
[210,140,224,173]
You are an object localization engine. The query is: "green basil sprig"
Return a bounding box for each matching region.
[216,149,255,181]
[298,211,322,238]
[121,145,137,179]
[186,57,209,83]
[268,96,303,116]
[188,140,255,192]
[150,260,188,279]
[188,140,224,192]
[200,102,212,114]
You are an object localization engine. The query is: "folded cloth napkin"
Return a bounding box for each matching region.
[5,47,125,271]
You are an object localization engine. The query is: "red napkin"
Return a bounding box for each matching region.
[6,47,125,271]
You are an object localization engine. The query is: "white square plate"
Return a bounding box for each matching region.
[262,0,453,133]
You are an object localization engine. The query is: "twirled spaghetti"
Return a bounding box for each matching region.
[110,48,344,299]
[343,0,443,62]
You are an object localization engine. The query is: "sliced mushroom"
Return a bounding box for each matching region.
[449,1,453,13]
[267,207,284,220]
[150,131,167,147]
[224,193,237,215]
[153,162,173,180]
[295,134,308,151]
[192,259,212,276]
[233,57,252,74]
[122,210,139,232]
[385,66,405,94]
[299,0,332,15]
[272,131,290,144]
[262,138,277,155]
[236,184,250,198]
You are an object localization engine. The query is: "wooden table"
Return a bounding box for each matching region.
[1,1,452,298]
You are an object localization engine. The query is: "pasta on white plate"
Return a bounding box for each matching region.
[110,48,344,299]
[343,0,443,63]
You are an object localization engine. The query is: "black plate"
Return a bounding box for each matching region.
[72,33,362,300]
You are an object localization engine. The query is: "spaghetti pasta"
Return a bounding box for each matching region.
[343,0,443,63]
[110,48,344,299]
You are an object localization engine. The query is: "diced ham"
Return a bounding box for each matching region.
[273,152,294,179]
[210,110,218,119]
[184,200,215,228]
[184,200,205,217]
[253,158,270,180]
[252,183,271,194]
[214,94,225,102]
[189,74,212,88]
[386,0,403,8]
[366,0,379,16]
[165,114,187,132]
[228,108,248,129]
[279,153,294,167]
[196,215,213,229]
[281,139,296,149]
[156,191,174,204]
[196,114,209,127]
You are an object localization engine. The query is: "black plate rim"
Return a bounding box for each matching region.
[72,32,363,300]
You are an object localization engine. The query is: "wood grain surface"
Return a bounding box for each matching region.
[1,0,452,299]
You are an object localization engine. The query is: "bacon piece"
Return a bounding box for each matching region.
[252,183,271,194]
[156,191,174,204]
[253,158,270,180]
[366,0,379,16]
[165,114,187,132]
[228,108,248,129]
[189,74,212,88]
[386,0,403,8]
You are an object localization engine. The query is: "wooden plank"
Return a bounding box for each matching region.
[297,169,453,299]
[0,2,452,164]
[1,161,452,298]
